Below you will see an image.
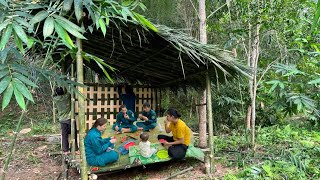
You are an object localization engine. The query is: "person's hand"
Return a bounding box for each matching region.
[164,119,169,125]
[110,138,117,144]
[115,126,119,131]
[163,141,171,148]
[140,116,147,121]
[124,114,129,119]
[138,114,143,119]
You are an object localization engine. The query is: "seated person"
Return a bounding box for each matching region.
[137,102,157,131]
[84,118,118,166]
[112,105,137,133]
[158,108,191,160]
[139,132,157,158]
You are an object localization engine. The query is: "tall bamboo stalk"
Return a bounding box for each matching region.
[71,63,76,159]
[206,73,214,174]
[76,37,88,180]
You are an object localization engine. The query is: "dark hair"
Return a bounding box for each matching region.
[143,102,150,108]
[166,108,181,118]
[55,87,64,96]
[120,104,127,110]
[125,85,134,94]
[140,132,149,141]
[92,117,107,128]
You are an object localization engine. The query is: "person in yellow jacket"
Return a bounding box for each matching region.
[158,108,191,159]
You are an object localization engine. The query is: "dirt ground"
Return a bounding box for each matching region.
[0,140,233,180]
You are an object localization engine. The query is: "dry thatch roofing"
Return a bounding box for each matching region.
[82,20,249,87]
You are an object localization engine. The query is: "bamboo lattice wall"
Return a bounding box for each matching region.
[75,84,157,130]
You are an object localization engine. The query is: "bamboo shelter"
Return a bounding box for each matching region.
[63,17,248,178]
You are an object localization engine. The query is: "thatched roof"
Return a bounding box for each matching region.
[82,19,249,87]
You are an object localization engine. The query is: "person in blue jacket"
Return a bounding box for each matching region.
[137,102,157,131]
[117,84,136,116]
[84,118,118,166]
[112,105,137,133]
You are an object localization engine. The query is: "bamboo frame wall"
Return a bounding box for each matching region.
[75,84,157,130]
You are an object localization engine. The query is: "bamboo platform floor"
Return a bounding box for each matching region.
[66,117,200,174]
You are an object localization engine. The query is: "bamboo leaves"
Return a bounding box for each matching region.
[13,85,26,110]
[0,24,13,50]
[0,71,36,110]
[133,12,158,32]
[63,0,74,12]
[2,83,13,110]
[43,17,54,39]
[0,0,8,7]
[74,0,83,22]
[0,48,37,110]
[82,52,116,83]
[54,21,75,48]
[98,18,107,36]
[0,76,10,94]
[29,10,49,25]
[55,19,87,39]
[13,78,34,102]
[12,23,29,45]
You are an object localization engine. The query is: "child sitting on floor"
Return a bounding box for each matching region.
[139,132,157,158]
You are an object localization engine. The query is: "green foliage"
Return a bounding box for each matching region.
[0,0,159,111]
[212,79,249,131]
[260,63,320,126]
[311,0,320,33]
[217,124,320,179]
[160,88,199,131]
[0,46,87,111]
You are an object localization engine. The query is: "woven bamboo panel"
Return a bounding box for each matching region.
[75,84,156,130]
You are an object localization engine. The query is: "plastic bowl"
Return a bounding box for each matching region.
[157,149,169,159]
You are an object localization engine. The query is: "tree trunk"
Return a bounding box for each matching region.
[76,38,88,180]
[198,0,207,149]
[251,24,261,149]
[199,0,214,174]
[206,73,214,174]
[198,90,207,148]
[246,105,251,130]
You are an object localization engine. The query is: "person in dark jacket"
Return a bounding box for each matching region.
[84,118,118,166]
[137,102,157,131]
[112,105,137,133]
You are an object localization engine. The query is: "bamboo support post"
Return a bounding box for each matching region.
[206,73,214,174]
[76,37,88,180]
[71,63,76,160]
[62,157,69,180]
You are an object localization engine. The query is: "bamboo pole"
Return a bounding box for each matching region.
[71,63,76,159]
[76,37,88,180]
[206,72,214,174]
